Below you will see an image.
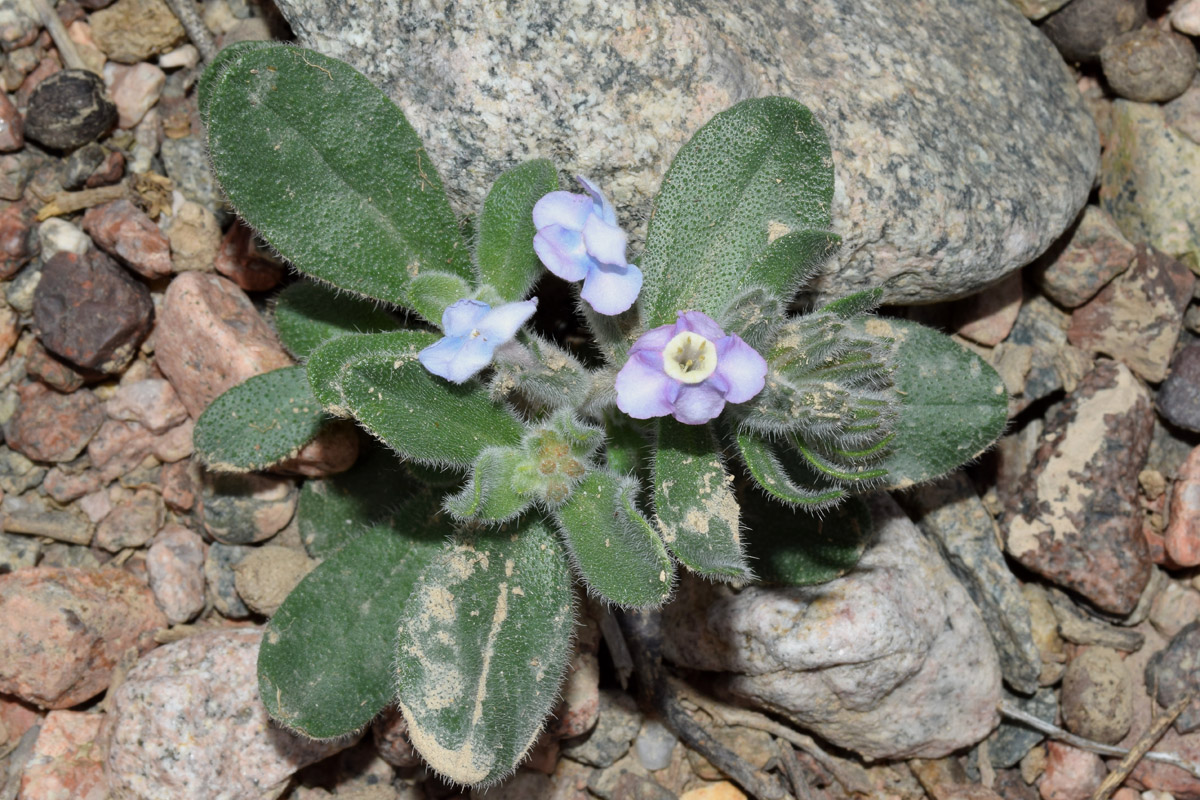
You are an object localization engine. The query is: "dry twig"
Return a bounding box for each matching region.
[163,0,217,63]
[1092,692,1197,800]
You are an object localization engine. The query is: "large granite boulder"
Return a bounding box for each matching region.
[276,0,1097,303]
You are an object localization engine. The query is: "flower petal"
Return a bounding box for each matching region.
[418,336,468,382]
[580,262,643,316]
[477,298,539,342]
[532,191,592,231]
[672,383,727,425]
[575,175,618,226]
[714,334,768,404]
[616,352,678,419]
[675,310,726,342]
[581,213,628,266]
[534,226,590,282]
[440,299,491,337]
[627,323,677,357]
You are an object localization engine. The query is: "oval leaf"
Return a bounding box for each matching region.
[194,366,326,472]
[203,44,470,321]
[258,493,447,739]
[743,493,873,586]
[395,519,574,787]
[735,430,846,509]
[553,469,674,607]
[653,419,749,581]
[274,280,402,360]
[476,159,558,302]
[639,97,836,328]
[307,331,525,467]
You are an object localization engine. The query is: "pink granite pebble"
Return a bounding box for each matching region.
[103,628,350,800]
[954,270,1023,346]
[0,694,41,745]
[107,61,165,129]
[1166,445,1200,567]
[19,710,106,800]
[0,89,23,152]
[213,220,284,291]
[105,378,188,434]
[95,488,164,553]
[0,567,165,708]
[81,199,171,279]
[155,272,293,418]
[1038,742,1106,800]
[146,524,205,624]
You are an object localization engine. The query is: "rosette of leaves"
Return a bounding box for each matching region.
[195,43,1007,787]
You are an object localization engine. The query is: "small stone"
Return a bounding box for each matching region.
[1033,206,1137,308]
[679,784,748,800]
[18,710,106,800]
[1165,83,1200,147]
[159,458,197,512]
[1165,445,1200,567]
[85,148,125,188]
[66,20,106,76]
[1006,296,1073,403]
[95,488,164,552]
[103,628,348,799]
[562,690,642,768]
[1158,345,1200,433]
[232,544,315,616]
[33,248,154,374]
[167,200,220,272]
[5,382,104,463]
[273,422,360,478]
[146,524,205,625]
[81,199,172,279]
[1023,586,1068,688]
[953,271,1023,347]
[1037,742,1106,800]
[0,492,94,545]
[25,339,88,393]
[1004,361,1153,615]
[105,378,188,434]
[0,89,21,152]
[0,445,47,495]
[372,707,422,769]
[985,686,1057,769]
[90,0,186,63]
[0,201,39,278]
[213,220,285,291]
[1040,0,1147,63]
[685,715,774,781]
[42,463,102,504]
[1173,0,1200,34]
[1145,621,1200,733]
[37,218,90,262]
[87,418,155,481]
[160,136,223,214]
[39,543,101,570]
[1149,579,1200,637]
[1067,247,1193,383]
[0,531,40,573]
[550,647,600,740]
[204,541,251,618]
[634,720,677,772]
[200,471,298,545]
[155,272,292,417]
[23,70,116,151]
[0,567,164,708]
[1061,646,1132,744]
[1101,100,1200,272]
[1101,28,1197,104]
[107,61,165,129]
[159,43,199,70]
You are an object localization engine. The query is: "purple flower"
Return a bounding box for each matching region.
[418,298,538,384]
[616,311,767,425]
[533,176,643,316]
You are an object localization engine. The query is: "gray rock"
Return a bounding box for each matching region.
[0,531,39,573]
[982,686,1056,769]
[903,471,1041,695]
[0,446,45,496]
[1040,0,1148,64]
[200,472,298,545]
[160,136,225,218]
[276,0,1097,304]
[661,493,1001,760]
[38,542,100,570]
[0,492,93,545]
[1158,345,1200,433]
[232,545,315,617]
[561,690,642,769]
[1145,621,1200,733]
[1006,295,1073,403]
[1100,29,1197,104]
[204,542,252,618]
[633,720,676,772]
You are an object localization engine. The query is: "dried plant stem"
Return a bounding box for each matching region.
[1092,692,1197,800]
[1000,701,1200,779]
[163,0,217,63]
[29,0,88,72]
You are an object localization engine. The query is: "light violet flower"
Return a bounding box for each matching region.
[418,298,538,384]
[616,311,767,425]
[533,175,643,316]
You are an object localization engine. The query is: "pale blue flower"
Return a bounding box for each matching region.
[418,298,538,383]
[616,311,767,425]
[533,176,643,316]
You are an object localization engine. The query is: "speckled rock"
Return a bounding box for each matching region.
[107,61,166,129]
[81,199,172,279]
[277,0,1097,304]
[1166,83,1200,149]
[160,458,198,513]
[1164,443,1200,569]
[561,690,642,769]
[102,628,349,800]
[146,524,205,625]
[663,493,1001,760]
[985,686,1057,769]
[159,136,223,214]
[25,338,87,393]
[204,541,252,618]
[37,218,90,261]
[1101,100,1200,272]
[200,472,298,545]
[1040,0,1147,63]
[1100,28,1197,104]
[4,382,104,463]
[1004,362,1153,615]
[0,694,41,746]
[1149,579,1200,637]
[953,271,1024,347]
[0,492,94,545]
[155,272,292,418]
[232,544,315,616]
[167,200,220,273]
[1067,246,1193,383]
[105,378,189,435]
[0,83,23,152]
[0,200,37,278]
[32,248,154,374]
[95,488,164,552]
[1039,742,1106,800]
[1159,345,1200,433]
[0,567,164,708]
[89,0,185,63]
[1145,622,1200,734]
[1061,647,1132,744]
[19,710,106,800]
[902,471,1041,694]
[1005,296,1077,405]
[1032,205,1137,308]
[23,70,116,151]
[0,531,40,573]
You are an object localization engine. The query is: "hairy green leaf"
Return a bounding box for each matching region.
[273,280,401,360]
[258,493,446,739]
[203,44,470,321]
[193,366,326,472]
[735,430,846,509]
[395,519,574,787]
[639,97,836,328]
[476,159,558,302]
[554,470,673,607]
[443,447,535,523]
